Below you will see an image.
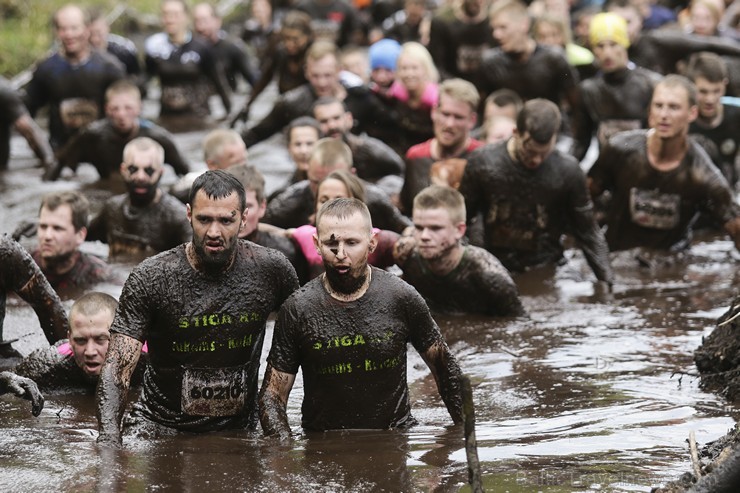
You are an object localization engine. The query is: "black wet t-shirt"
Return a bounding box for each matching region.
[112,241,298,432]
[268,268,441,431]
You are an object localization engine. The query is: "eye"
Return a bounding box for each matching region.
[143,167,156,177]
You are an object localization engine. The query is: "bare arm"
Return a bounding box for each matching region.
[96,333,143,448]
[419,341,463,425]
[258,364,296,440]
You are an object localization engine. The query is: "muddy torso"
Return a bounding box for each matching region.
[89,192,191,258]
[398,245,525,316]
[479,44,577,104]
[459,142,597,270]
[268,268,441,431]
[59,119,190,179]
[690,104,740,187]
[112,242,298,432]
[31,250,114,296]
[24,51,125,149]
[589,130,738,251]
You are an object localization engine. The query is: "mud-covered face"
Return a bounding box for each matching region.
[121,149,163,206]
[69,309,113,377]
[412,207,464,261]
[188,189,247,270]
[648,84,697,139]
[314,102,352,139]
[106,91,141,134]
[37,204,85,266]
[314,211,377,294]
[513,132,556,169]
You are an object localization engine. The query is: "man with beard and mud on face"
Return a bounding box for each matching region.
[259,198,463,438]
[87,137,191,260]
[96,170,299,447]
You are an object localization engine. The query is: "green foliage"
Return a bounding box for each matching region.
[0,1,159,78]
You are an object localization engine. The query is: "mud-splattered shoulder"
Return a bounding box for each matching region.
[606,129,648,152]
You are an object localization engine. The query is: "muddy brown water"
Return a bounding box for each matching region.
[1,87,739,492]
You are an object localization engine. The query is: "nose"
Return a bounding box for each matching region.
[206,221,222,238]
[335,243,346,259]
[84,340,97,356]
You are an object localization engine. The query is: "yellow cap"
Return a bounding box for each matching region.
[589,13,630,49]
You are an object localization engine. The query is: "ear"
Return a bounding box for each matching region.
[312,231,321,253]
[468,113,478,131]
[257,199,267,220]
[186,203,192,222]
[120,161,126,174]
[241,206,249,225]
[368,230,378,253]
[688,104,699,123]
[455,221,466,240]
[76,226,87,246]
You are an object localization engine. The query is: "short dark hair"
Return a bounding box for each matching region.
[485,89,523,113]
[685,52,728,84]
[70,291,118,322]
[40,191,90,231]
[516,99,561,143]
[285,116,322,144]
[189,170,246,211]
[312,96,347,115]
[315,197,372,235]
[282,9,313,37]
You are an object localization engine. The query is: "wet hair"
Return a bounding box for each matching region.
[516,99,561,143]
[226,164,266,204]
[69,292,118,329]
[413,185,466,224]
[398,42,439,83]
[315,197,372,235]
[306,39,339,64]
[122,137,164,166]
[685,52,728,84]
[310,138,353,168]
[485,89,523,114]
[105,79,141,103]
[39,191,90,232]
[281,9,313,37]
[203,129,244,164]
[190,169,247,211]
[319,169,366,204]
[655,74,698,107]
[489,0,530,23]
[53,4,90,29]
[438,78,479,112]
[285,116,321,144]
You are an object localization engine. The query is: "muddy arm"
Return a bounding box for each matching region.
[13,114,54,171]
[96,333,143,448]
[0,371,44,416]
[17,271,69,344]
[420,341,463,425]
[258,364,296,440]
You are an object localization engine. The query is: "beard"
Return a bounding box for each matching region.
[126,181,159,207]
[192,234,238,273]
[324,263,368,295]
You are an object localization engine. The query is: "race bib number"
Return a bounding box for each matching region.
[181,366,246,417]
[629,188,680,230]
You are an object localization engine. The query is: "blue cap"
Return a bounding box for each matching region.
[369,38,401,71]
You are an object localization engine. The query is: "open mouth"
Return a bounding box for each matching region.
[84,362,102,374]
[334,265,351,274]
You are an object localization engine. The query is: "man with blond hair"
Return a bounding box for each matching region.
[401,78,483,214]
